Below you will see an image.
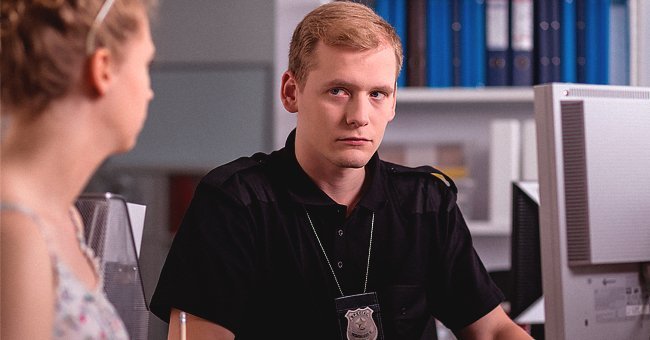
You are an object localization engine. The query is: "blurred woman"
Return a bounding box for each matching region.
[1,0,156,338]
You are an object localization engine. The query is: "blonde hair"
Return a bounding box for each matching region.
[1,0,156,116]
[288,1,403,86]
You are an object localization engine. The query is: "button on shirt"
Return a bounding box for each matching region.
[150,130,504,340]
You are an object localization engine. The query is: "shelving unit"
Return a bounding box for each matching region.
[397,87,533,104]
[386,88,534,235]
[391,86,535,237]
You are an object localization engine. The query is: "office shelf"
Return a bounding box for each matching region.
[397,87,534,104]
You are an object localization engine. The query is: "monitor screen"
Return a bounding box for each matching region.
[510,181,542,320]
[534,83,650,339]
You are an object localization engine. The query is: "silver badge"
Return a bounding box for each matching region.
[344,307,378,340]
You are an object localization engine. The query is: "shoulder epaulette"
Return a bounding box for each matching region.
[385,162,458,193]
[429,167,457,193]
[203,152,269,186]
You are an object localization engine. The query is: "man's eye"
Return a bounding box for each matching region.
[370,91,386,99]
[330,88,346,96]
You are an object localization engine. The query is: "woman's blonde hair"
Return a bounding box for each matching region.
[1,0,156,116]
[288,1,403,87]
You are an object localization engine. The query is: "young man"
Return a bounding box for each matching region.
[151,2,531,339]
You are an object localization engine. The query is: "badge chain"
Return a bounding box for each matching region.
[305,210,375,297]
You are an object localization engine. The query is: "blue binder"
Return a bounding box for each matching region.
[561,0,577,82]
[452,0,462,86]
[427,0,452,87]
[486,0,510,86]
[459,0,485,87]
[394,0,408,87]
[549,0,562,82]
[374,0,391,22]
[474,0,486,87]
[576,0,586,82]
[584,0,609,84]
[534,0,561,84]
[374,0,408,87]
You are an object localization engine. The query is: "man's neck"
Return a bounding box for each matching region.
[297,158,367,215]
[315,168,366,215]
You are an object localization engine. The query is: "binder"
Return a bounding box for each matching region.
[452,0,462,86]
[407,0,427,86]
[427,0,452,87]
[628,0,648,86]
[459,0,485,87]
[608,0,629,85]
[486,0,509,86]
[394,0,408,87]
[584,0,610,84]
[374,0,391,23]
[510,0,533,86]
[474,0,486,87]
[549,0,562,82]
[375,0,408,87]
[534,0,561,84]
[576,0,586,82]
[561,0,577,82]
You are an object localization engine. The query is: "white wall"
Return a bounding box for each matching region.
[153,0,274,64]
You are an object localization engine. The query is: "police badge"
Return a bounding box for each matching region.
[336,292,384,340]
[345,307,377,340]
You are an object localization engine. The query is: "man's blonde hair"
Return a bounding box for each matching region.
[288,1,403,86]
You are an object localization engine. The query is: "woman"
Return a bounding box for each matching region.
[1,0,156,338]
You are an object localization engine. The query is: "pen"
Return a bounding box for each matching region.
[180,311,187,340]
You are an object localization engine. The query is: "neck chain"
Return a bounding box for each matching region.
[305,209,375,297]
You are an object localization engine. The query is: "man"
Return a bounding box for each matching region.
[151,2,532,339]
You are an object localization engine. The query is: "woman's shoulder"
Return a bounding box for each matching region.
[1,207,51,254]
[1,208,54,286]
[1,208,56,338]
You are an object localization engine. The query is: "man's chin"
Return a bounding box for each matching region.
[334,158,369,169]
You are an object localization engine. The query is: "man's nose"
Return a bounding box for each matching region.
[345,97,370,127]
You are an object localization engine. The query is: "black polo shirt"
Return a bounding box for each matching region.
[150,131,503,339]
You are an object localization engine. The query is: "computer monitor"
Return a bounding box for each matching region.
[534,83,650,339]
[509,181,542,320]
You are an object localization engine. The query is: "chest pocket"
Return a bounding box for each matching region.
[380,285,430,339]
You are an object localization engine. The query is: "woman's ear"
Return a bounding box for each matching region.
[281,71,299,113]
[87,48,114,96]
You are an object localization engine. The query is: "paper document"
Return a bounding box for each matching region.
[126,203,146,258]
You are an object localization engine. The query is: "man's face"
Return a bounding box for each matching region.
[286,41,397,171]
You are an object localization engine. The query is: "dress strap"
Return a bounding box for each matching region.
[0,202,59,269]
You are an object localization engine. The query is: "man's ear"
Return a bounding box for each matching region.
[281,71,299,113]
[87,48,114,96]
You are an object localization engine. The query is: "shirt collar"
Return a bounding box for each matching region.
[275,130,388,211]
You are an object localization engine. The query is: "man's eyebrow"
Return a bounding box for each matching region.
[322,80,394,93]
[323,79,357,89]
[373,85,395,93]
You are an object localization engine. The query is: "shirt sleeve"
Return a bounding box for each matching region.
[149,179,258,334]
[428,185,505,331]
